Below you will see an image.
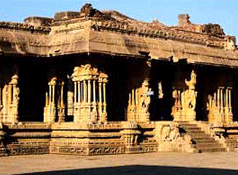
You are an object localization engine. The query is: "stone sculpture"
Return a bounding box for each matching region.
[181,70,197,121]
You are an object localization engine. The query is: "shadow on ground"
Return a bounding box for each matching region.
[23,165,237,175]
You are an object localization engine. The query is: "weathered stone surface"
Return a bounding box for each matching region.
[0,3,237,66]
[0,3,238,156]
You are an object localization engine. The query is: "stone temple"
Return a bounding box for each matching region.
[0,3,238,156]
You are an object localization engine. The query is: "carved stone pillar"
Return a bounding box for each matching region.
[10,74,19,123]
[2,85,7,123]
[220,87,225,123]
[44,77,65,123]
[100,73,108,123]
[127,88,136,122]
[172,70,197,121]
[0,87,2,121]
[71,64,108,124]
[73,78,80,123]
[127,78,151,123]
[172,88,183,121]
[91,78,97,122]
[226,87,233,123]
[44,77,57,123]
[58,82,65,123]
[0,74,19,124]
[223,87,232,123]
[207,86,233,124]
[97,79,102,120]
[67,91,74,116]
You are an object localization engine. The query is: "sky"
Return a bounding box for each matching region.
[0,0,238,40]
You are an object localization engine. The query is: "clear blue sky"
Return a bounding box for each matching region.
[1,0,238,40]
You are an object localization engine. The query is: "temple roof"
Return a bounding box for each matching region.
[0,3,238,67]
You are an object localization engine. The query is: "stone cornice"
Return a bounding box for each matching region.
[0,21,51,34]
[0,19,229,50]
[90,20,227,49]
[0,3,237,68]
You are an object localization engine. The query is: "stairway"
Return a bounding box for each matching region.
[0,143,6,156]
[177,122,227,153]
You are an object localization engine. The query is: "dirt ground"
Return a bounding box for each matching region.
[1,152,238,174]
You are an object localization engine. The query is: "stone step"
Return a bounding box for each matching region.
[0,146,7,156]
[187,133,211,138]
[182,129,202,132]
[183,128,201,131]
[188,133,211,137]
[179,126,200,129]
[192,138,216,143]
[187,132,210,136]
[197,147,227,153]
[179,125,203,128]
[179,123,200,126]
[186,131,206,134]
[181,125,202,128]
[186,132,215,140]
[195,142,223,148]
[178,122,227,153]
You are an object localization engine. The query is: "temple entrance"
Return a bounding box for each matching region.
[104,59,129,121]
[18,60,47,121]
[151,61,198,122]
[150,61,175,121]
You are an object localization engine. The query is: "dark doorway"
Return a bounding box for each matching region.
[104,60,129,121]
[18,60,47,121]
[150,61,175,121]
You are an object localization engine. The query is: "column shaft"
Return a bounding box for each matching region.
[178,90,181,106]
[3,86,7,123]
[226,88,228,108]
[49,85,52,103]
[78,81,80,103]
[103,82,106,112]
[229,89,232,108]
[129,92,131,105]
[83,80,86,102]
[132,88,135,105]
[221,88,223,113]
[88,80,91,104]
[93,80,96,104]
[214,92,217,107]
[52,85,55,105]
[0,87,2,107]
[74,82,77,103]
[8,85,12,106]
[61,84,64,107]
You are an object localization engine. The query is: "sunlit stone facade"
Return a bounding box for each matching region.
[0,4,238,156]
